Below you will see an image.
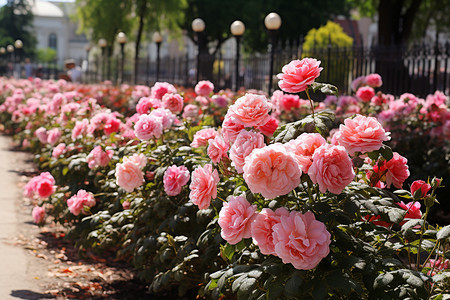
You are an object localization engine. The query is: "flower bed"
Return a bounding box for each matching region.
[0,58,449,299]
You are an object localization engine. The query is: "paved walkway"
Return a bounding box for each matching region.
[0,135,51,299]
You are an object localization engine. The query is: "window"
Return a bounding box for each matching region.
[49,33,57,50]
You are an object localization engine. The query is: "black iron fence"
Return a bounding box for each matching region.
[1,42,449,97]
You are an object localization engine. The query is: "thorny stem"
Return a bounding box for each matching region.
[416,206,430,270]
[305,88,315,123]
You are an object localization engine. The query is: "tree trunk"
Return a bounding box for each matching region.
[134,1,147,84]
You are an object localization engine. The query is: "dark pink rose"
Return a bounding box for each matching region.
[277,58,322,93]
[163,165,190,196]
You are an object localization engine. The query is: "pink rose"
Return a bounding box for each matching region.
[162,93,184,114]
[222,114,245,144]
[134,114,163,140]
[115,161,144,192]
[122,201,131,210]
[243,143,301,199]
[35,127,48,144]
[211,95,229,108]
[356,86,375,102]
[272,211,331,270]
[190,128,218,148]
[308,144,355,194]
[410,180,432,198]
[251,207,289,255]
[52,143,66,158]
[277,58,322,93]
[163,165,190,196]
[104,117,121,135]
[87,146,114,169]
[136,97,152,114]
[230,130,265,173]
[207,135,229,164]
[351,75,366,92]
[285,133,326,173]
[36,178,55,198]
[123,153,147,169]
[32,206,46,224]
[195,80,214,96]
[398,201,422,222]
[424,257,449,276]
[149,108,176,129]
[47,128,62,145]
[189,164,219,210]
[365,73,383,88]
[384,152,410,189]
[335,115,391,155]
[72,119,89,141]
[218,196,257,245]
[227,93,271,127]
[280,94,301,111]
[182,104,199,119]
[256,115,279,136]
[150,82,177,99]
[67,189,96,216]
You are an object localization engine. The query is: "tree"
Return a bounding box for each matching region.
[0,0,36,58]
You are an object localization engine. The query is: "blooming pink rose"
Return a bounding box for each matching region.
[308,144,355,194]
[67,189,96,216]
[191,128,218,148]
[230,130,265,173]
[211,95,229,108]
[182,104,199,119]
[115,161,144,193]
[162,93,184,114]
[410,180,432,198]
[189,164,219,210]
[32,206,46,224]
[52,143,66,158]
[150,82,177,99]
[149,108,176,129]
[351,76,366,92]
[356,86,375,102]
[335,115,391,155]
[136,97,153,114]
[36,178,55,198]
[364,73,383,88]
[277,58,322,93]
[104,117,121,135]
[163,165,190,196]
[134,114,163,140]
[243,143,301,199]
[72,119,89,141]
[285,133,327,173]
[280,94,301,111]
[222,114,245,144]
[218,196,257,245]
[207,135,229,164]
[272,211,331,270]
[256,115,279,136]
[195,80,214,96]
[123,153,147,169]
[251,207,289,255]
[122,201,131,210]
[47,128,62,145]
[227,93,271,127]
[384,152,410,189]
[398,201,422,221]
[87,146,114,169]
[35,127,48,144]
[424,257,449,276]
[195,96,210,107]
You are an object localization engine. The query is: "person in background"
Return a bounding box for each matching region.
[63,58,82,83]
[24,58,33,78]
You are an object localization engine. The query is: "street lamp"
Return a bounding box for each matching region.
[0,47,5,77]
[14,40,23,78]
[98,38,107,81]
[116,32,127,83]
[84,44,92,82]
[7,44,14,77]
[230,20,245,91]
[192,18,205,83]
[264,12,281,95]
[152,31,163,82]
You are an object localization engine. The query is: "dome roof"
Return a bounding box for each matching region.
[32,0,64,18]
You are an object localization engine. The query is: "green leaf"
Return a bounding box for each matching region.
[267,285,284,300]
[401,219,424,232]
[237,277,256,299]
[62,166,69,176]
[374,272,394,288]
[432,272,450,283]
[310,82,338,95]
[380,145,393,161]
[313,281,327,300]
[437,225,450,240]
[284,273,303,297]
[220,243,235,261]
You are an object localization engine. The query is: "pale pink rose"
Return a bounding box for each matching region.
[52,143,66,158]
[32,206,46,224]
[72,119,89,141]
[243,143,301,199]
[150,82,177,99]
[351,75,366,92]
[189,164,219,210]
[162,93,184,114]
[87,146,114,169]
[134,114,163,140]
[190,128,218,148]
[356,86,375,102]
[218,196,257,245]
[122,200,131,210]
[163,165,190,196]
[149,108,176,129]
[195,80,214,96]
[222,114,245,144]
[251,207,289,255]
[22,139,30,149]
[46,128,62,145]
[136,97,153,114]
[364,73,383,88]
[35,127,48,144]
[123,153,147,169]
[272,211,331,270]
[211,95,229,108]
[410,180,432,198]
[67,189,96,216]
[277,58,322,93]
[182,104,199,119]
[207,135,229,164]
[384,152,410,189]
[230,130,265,173]
[308,144,355,194]
[227,93,271,127]
[280,94,301,111]
[335,115,391,155]
[256,115,279,136]
[285,133,326,173]
[115,161,144,193]
[195,96,210,107]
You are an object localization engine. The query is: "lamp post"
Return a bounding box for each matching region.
[264,12,282,95]
[192,18,205,83]
[0,47,5,77]
[84,44,92,82]
[152,31,163,82]
[116,32,127,84]
[7,44,14,77]
[98,38,107,81]
[230,20,245,91]
[14,40,23,78]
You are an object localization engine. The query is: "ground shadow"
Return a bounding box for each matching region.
[10,290,55,299]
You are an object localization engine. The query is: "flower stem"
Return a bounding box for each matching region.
[416,206,430,270]
[305,88,315,121]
